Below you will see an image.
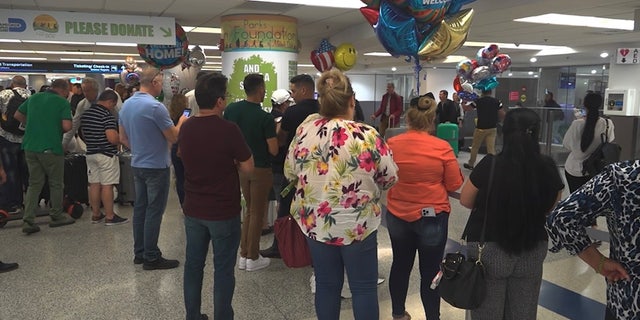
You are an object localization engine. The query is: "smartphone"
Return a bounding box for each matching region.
[182,109,192,117]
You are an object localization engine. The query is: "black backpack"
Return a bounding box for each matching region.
[582,118,621,176]
[1,89,27,135]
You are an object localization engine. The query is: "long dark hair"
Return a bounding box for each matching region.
[493,108,556,254]
[580,93,602,152]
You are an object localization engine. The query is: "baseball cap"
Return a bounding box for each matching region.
[271,89,293,105]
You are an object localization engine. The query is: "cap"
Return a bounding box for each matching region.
[271,89,293,105]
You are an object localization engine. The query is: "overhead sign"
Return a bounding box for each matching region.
[0,9,175,45]
[0,61,122,74]
[616,48,640,64]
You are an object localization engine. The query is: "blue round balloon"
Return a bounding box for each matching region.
[458,91,478,101]
[375,0,420,57]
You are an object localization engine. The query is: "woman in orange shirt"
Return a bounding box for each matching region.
[385,96,464,320]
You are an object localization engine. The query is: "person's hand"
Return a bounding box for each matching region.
[600,258,631,283]
[0,168,6,184]
[370,114,376,120]
[389,114,395,120]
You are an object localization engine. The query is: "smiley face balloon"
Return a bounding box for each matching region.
[334,43,358,71]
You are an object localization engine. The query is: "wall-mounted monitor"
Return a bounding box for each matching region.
[604,88,637,116]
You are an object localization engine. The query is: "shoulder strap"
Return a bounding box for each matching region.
[479,156,497,245]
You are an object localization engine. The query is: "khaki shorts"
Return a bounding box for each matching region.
[86,153,120,185]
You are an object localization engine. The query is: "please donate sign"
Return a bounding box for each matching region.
[0,9,175,45]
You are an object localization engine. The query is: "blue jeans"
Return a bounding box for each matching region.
[171,143,185,206]
[184,215,240,320]
[387,211,449,320]
[0,137,27,209]
[307,231,379,320]
[132,167,170,261]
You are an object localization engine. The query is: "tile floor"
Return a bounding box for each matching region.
[0,152,609,320]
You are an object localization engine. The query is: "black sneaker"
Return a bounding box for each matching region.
[133,257,144,265]
[0,261,18,273]
[260,247,281,259]
[105,214,129,226]
[91,213,106,224]
[143,257,180,270]
[463,163,474,170]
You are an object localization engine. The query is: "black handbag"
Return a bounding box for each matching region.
[582,118,621,176]
[438,156,496,310]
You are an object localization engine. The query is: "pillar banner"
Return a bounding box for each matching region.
[221,15,299,109]
[221,15,299,53]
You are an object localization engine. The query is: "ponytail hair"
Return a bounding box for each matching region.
[316,69,354,118]
[580,92,602,152]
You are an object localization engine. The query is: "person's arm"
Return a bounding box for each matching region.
[119,124,130,149]
[370,95,385,119]
[443,150,464,192]
[277,127,288,147]
[459,179,478,209]
[62,119,72,133]
[373,134,398,190]
[237,155,254,175]
[105,128,119,145]
[390,95,403,120]
[161,112,186,145]
[14,110,25,123]
[62,104,85,147]
[577,245,630,283]
[562,121,577,151]
[267,137,278,156]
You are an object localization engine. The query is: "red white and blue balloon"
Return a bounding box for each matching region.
[310,39,336,72]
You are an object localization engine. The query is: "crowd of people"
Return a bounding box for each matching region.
[0,68,637,320]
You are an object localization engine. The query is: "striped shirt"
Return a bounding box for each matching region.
[80,104,117,156]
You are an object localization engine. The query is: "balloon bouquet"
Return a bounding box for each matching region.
[310,39,359,72]
[454,44,511,101]
[120,56,142,86]
[359,0,476,95]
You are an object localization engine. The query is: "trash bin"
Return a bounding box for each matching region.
[437,123,459,157]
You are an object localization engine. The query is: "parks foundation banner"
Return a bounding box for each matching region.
[221,15,299,53]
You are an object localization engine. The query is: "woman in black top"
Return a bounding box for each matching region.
[459,108,564,320]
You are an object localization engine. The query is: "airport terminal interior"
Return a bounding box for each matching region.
[2,0,640,319]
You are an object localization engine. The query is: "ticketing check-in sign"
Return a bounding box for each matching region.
[616,48,640,64]
[0,9,175,45]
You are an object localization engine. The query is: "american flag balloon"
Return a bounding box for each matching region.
[310,49,334,72]
[318,38,336,53]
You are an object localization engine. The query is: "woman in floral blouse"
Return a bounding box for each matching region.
[284,69,398,320]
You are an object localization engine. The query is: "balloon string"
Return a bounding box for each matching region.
[413,59,422,96]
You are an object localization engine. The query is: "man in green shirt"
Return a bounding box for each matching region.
[15,79,75,234]
[224,73,278,271]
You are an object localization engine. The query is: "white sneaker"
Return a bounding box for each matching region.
[238,257,247,270]
[377,277,385,285]
[246,255,270,271]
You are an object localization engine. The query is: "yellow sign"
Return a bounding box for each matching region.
[221,15,298,53]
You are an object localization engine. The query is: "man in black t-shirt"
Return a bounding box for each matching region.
[261,74,319,258]
[464,90,503,170]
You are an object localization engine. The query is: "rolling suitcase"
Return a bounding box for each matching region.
[437,123,459,157]
[117,152,135,205]
[64,153,89,204]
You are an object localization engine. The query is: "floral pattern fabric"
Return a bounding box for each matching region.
[284,114,398,246]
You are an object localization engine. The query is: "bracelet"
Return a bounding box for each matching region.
[596,255,606,274]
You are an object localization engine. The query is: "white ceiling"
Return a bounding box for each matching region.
[1,0,640,74]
